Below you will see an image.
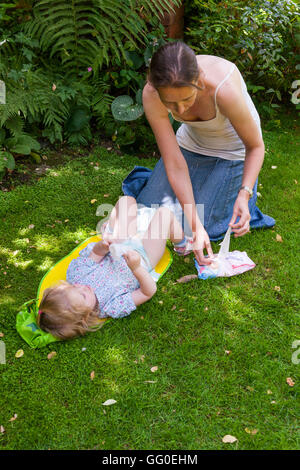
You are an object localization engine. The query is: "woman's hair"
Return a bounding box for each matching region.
[148,41,203,90]
[37,280,101,340]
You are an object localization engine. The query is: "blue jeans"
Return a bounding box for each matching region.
[122,148,275,241]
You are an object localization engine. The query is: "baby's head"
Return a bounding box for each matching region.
[37,281,100,340]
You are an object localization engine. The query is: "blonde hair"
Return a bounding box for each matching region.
[37,280,102,340]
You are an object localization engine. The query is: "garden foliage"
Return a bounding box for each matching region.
[0,0,180,175]
[0,0,299,177]
[184,0,299,114]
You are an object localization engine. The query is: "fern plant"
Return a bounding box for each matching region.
[24,0,181,76]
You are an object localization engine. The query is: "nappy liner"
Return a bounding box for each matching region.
[195,226,256,279]
[102,206,158,276]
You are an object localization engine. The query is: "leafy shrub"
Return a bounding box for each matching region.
[184,0,299,112]
[0,1,181,158]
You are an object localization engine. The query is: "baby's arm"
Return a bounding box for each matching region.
[123,250,157,306]
[88,240,110,263]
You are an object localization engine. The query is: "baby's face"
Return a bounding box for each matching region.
[68,284,97,310]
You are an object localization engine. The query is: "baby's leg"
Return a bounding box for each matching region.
[107,196,138,242]
[142,207,184,268]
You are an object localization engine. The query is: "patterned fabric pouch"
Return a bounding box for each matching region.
[195,227,256,279]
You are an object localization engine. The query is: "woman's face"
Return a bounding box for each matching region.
[158,85,198,116]
[68,284,97,310]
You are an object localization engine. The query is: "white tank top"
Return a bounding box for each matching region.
[175,64,262,161]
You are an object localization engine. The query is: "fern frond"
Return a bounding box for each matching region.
[24,0,178,74]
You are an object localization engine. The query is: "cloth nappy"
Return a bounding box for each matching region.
[110,237,153,272]
[195,226,256,279]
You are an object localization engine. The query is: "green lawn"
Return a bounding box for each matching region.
[0,122,299,450]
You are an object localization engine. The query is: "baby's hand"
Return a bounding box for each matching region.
[123,250,141,272]
[93,240,110,256]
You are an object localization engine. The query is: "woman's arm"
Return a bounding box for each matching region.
[217,75,265,237]
[143,84,213,264]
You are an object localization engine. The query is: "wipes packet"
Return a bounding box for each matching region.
[195,227,256,279]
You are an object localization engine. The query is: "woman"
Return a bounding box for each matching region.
[123,42,275,265]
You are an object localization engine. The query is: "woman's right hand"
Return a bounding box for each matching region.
[192,226,214,265]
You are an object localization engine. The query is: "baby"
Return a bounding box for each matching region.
[37,196,193,340]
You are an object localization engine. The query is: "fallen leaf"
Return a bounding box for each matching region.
[64,219,69,223]
[102,399,117,406]
[0,426,5,434]
[246,386,254,392]
[144,380,157,384]
[245,428,258,435]
[271,165,277,169]
[47,351,57,360]
[0,332,4,337]
[176,274,197,283]
[28,224,35,229]
[52,83,56,91]
[151,366,158,373]
[90,199,97,204]
[15,349,24,358]
[225,350,231,355]
[294,180,298,184]
[9,414,17,422]
[222,435,237,443]
[139,355,145,362]
[286,377,295,387]
[276,234,283,242]
[90,371,95,380]
[103,194,110,198]
[171,305,176,311]
[271,400,276,404]
[274,286,280,292]
[267,390,273,395]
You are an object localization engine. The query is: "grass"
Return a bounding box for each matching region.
[0,121,299,450]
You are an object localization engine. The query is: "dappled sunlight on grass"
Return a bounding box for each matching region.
[36,256,56,273]
[0,245,34,270]
[217,286,258,323]
[0,293,16,307]
[104,347,126,366]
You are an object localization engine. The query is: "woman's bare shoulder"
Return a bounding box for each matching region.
[197,55,236,88]
[143,82,168,117]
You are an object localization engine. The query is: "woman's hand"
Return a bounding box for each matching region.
[229,192,251,237]
[193,226,214,265]
[123,250,141,272]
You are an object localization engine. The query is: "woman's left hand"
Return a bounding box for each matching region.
[229,193,251,237]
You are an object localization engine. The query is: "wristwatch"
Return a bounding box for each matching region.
[239,185,253,197]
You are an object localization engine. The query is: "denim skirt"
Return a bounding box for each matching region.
[122,147,275,241]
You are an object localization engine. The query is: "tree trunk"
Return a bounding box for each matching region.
[159,1,184,39]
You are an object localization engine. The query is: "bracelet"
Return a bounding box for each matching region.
[239,185,253,197]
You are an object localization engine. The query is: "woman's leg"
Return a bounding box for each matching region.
[107,196,138,242]
[141,207,185,268]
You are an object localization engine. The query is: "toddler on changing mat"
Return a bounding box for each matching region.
[37,196,192,340]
